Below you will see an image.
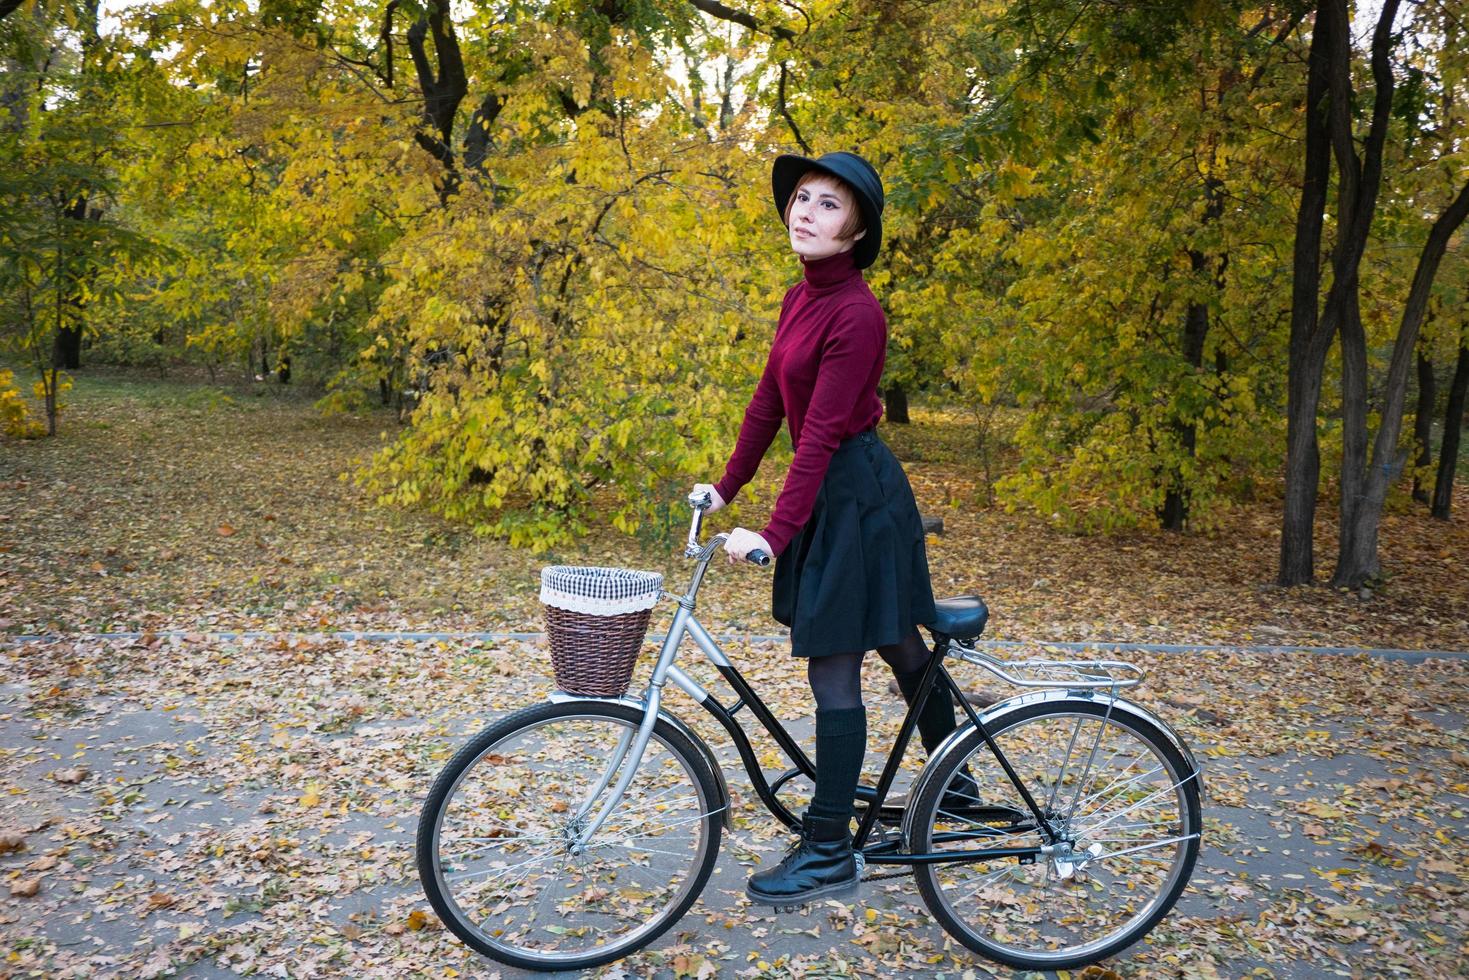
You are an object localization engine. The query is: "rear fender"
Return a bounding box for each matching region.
[900,689,1204,844]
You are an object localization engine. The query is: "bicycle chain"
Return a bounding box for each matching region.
[854,841,913,883]
[861,868,914,882]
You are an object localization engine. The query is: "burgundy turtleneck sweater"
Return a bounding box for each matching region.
[714,249,886,556]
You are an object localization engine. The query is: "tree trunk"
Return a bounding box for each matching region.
[405,0,468,200]
[1162,172,1224,532]
[52,325,81,370]
[41,366,58,437]
[1158,481,1186,532]
[1333,178,1469,585]
[53,3,104,376]
[885,384,909,424]
[51,190,95,372]
[1321,0,1400,587]
[1337,286,1369,537]
[464,92,505,176]
[1161,294,1207,530]
[1412,349,1435,503]
[1431,340,1468,520]
[1278,8,1335,586]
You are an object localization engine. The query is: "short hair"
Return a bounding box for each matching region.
[784,170,866,242]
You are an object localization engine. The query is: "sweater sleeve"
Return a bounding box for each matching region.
[713,349,786,505]
[760,303,885,555]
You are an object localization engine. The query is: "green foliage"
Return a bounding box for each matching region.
[835,2,1296,531]
[0,0,169,434]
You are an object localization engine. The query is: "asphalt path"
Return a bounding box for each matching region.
[1,633,1464,979]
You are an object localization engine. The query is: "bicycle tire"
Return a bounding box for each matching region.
[416,700,724,971]
[910,697,1201,971]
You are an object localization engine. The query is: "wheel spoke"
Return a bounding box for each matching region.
[445,848,560,885]
[1070,759,1164,819]
[442,833,558,854]
[1045,715,1085,813]
[1074,778,1186,838]
[1086,833,1199,863]
[947,859,1037,905]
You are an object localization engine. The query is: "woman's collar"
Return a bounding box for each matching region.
[800,248,859,289]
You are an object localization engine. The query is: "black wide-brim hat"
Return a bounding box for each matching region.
[772,151,884,270]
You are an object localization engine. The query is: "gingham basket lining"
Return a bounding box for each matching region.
[539,565,664,616]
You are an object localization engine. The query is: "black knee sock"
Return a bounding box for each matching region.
[806,706,866,838]
[894,667,959,755]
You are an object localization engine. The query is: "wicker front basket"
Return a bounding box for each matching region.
[540,566,663,697]
[545,605,654,696]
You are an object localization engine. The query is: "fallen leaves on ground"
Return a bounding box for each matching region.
[0,629,1464,977]
[1,369,1466,654]
[1,369,1467,978]
[9,877,42,898]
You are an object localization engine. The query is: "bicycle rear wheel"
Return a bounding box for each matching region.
[910,697,1201,971]
[416,700,723,971]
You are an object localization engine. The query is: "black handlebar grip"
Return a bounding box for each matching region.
[747,549,771,567]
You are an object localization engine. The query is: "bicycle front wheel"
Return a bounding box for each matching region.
[416,700,724,972]
[911,697,1201,971]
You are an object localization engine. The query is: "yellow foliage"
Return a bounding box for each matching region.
[0,371,47,439]
[79,0,1459,546]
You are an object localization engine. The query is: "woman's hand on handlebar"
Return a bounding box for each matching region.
[724,527,771,565]
[691,483,726,515]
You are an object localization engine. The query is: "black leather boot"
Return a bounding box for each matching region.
[745,814,860,906]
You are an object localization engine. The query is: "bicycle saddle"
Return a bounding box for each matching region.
[931,595,988,640]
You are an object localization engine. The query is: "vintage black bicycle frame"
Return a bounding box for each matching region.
[678,496,1057,868]
[684,632,1062,868]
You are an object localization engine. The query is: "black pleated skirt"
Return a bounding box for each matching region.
[772,430,937,658]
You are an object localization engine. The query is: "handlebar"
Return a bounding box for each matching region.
[686,490,771,566]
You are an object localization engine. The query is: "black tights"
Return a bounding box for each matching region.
[806,627,933,710]
[803,627,947,833]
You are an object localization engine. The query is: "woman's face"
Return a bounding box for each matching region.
[786,173,865,262]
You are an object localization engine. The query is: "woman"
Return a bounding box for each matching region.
[693,151,966,906]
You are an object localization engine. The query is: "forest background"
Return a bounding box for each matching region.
[3,0,1468,602]
[3,4,1469,976]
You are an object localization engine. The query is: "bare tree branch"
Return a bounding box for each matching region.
[777,61,810,153]
[686,0,795,41]
[1245,9,1306,90]
[381,0,399,89]
[405,0,467,180]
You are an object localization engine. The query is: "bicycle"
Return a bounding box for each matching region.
[415,492,1204,972]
